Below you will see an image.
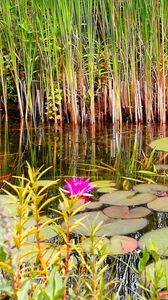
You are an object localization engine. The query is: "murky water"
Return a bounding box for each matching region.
[1,116,168,299]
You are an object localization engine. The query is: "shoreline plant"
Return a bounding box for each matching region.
[0,0,168,125]
[0,164,118,299]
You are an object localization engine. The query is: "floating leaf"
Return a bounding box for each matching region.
[96,218,148,236]
[99,190,136,205]
[106,236,138,255]
[139,227,168,255]
[26,223,58,242]
[82,237,109,254]
[133,183,168,194]
[141,259,168,290]
[91,180,116,188]
[58,199,102,212]
[58,199,86,212]
[0,203,17,217]
[13,242,52,264]
[82,235,137,255]
[0,194,17,203]
[103,206,151,219]
[86,201,103,210]
[97,187,117,193]
[69,212,148,236]
[66,211,109,236]
[149,137,168,152]
[99,191,155,206]
[147,197,168,212]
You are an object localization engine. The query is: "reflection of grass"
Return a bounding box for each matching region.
[1,120,168,188]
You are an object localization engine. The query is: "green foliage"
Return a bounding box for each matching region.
[0,0,168,124]
[0,164,117,299]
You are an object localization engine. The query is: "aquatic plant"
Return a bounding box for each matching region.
[62,176,96,201]
[0,165,118,299]
[0,0,168,125]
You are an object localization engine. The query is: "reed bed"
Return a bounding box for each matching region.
[0,0,168,125]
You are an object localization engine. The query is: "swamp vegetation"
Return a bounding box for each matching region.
[1,0,168,299]
[0,0,168,125]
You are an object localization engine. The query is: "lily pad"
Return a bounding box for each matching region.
[141,259,168,290]
[99,190,136,205]
[147,197,168,212]
[65,211,109,236]
[82,235,138,255]
[106,235,138,255]
[133,183,168,194]
[0,194,18,204]
[149,137,168,152]
[0,203,17,217]
[91,180,116,188]
[99,191,156,206]
[69,212,148,236]
[97,187,117,193]
[82,237,109,254]
[103,206,151,219]
[58,199,102,212]
[12,242,54,264]
[86,201,103,210]
[27,225,58,242]
[58,199,86,212]
[139,227,168,255]
[96,218,148,237]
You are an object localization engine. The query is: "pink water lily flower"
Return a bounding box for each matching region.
[62,176,96,202]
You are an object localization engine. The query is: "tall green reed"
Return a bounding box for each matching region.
[0,0,168,124]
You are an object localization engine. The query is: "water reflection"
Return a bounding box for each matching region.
[1,116,168,299]
[0,116,168,182]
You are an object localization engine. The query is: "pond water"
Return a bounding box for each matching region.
[1,116,168,299]
[0,117,168,180]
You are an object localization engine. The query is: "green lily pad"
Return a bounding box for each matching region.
[99,190,136,205]
[141,259,168,290]
[82,235,138,255]
[106,235,138,255]
[97,187,117,193]
[58,199,86,212]
[139,227,168,255]
[96,218,148,237]
[12,242,53,264]
[149,137,168,152]
[91,180,116,188]
[86,201,103,210]
[82,237,109,254]
[0,203,17,217]
[99,191,156,206]
[103,206,151,219]
[65,211,109,236]
[27,226,58,242]
[0,194,18,204]
[147,197,168,212]
[58,199,102,212]
[69,212,148,236]
[133,183,168,194]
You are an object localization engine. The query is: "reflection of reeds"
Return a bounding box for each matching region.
[0,1,168,124]
[1,119,168,186]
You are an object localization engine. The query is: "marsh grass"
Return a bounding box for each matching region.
[0,0,168,125]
